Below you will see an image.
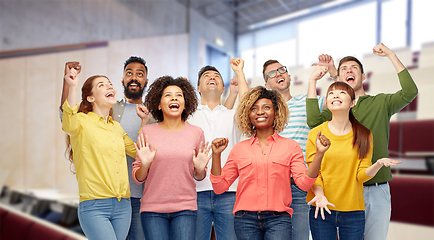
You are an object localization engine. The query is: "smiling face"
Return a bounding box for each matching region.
[326,82,356,112]
[122,62,148,100]
[87,77,117,109]
[197,70,225,95]
[264,62,291,92]
[337,60,365,92]
[158,85,185,120]
[249,98,275,131]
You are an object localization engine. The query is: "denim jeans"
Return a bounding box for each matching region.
[290,184,309,240]
[309,206,364,240]
[364,182,391,240]
[234,210,292,240]
[78,198,132,240]
[195,191,236,240]
[141,210,197,240]
[127,197,145,240]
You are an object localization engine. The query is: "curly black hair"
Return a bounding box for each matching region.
[145,76,198,122]
[123,56,148,74]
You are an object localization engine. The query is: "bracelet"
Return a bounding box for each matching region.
[330,75,338,80]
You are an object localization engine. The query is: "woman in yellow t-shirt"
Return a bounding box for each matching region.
[62,67,146,240]
[306,79,401,240]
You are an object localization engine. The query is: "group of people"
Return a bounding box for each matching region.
[60,42,418,240]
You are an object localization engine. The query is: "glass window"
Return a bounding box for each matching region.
[297,2,377,68]
[381,0,407,49]
[412,0,434,50]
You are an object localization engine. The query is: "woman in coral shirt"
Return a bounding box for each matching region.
[210,86,330,240]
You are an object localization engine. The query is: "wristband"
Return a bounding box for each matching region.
[330,75,338,80]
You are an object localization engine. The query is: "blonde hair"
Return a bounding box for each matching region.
[236,86,289,138]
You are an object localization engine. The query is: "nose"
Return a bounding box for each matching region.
[257,108,264,115]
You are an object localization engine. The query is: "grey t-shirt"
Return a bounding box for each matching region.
[119,102,145,198]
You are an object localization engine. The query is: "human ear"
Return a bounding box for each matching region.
[87,96,95,103]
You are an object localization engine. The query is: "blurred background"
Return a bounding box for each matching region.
[0,0,433,239]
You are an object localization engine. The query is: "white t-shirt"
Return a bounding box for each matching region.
[188,105,239,192]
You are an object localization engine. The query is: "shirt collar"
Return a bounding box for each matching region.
[249,131,279,145]
[197,104,227,111]
[88,111,114,124]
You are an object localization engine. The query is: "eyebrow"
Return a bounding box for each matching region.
[125,68,144,72]
[164,91,183,94]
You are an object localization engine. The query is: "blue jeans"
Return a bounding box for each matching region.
[196,191,236,240]
[127,197,145,240]
[309,206,364,240]
[290,184,309,240]
[78,198,132,240]
[141,210,197,240]
[234,210,292,240]
[364,182,391,240]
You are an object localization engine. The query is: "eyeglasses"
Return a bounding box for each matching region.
[265,66,287,82]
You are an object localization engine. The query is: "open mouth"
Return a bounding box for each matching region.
[346,76,355,82]
[207,80,217,86]
[255,116,267,121]
[105,92,115,98]
[127,80,141,89]
[169,103,180,110]
[277,78,284,84]
[331,100,342,105]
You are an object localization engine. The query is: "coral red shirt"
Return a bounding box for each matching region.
[210,132,317,216]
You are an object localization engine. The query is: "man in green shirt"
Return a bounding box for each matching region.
[306,43,418,240]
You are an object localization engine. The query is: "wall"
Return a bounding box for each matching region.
[0,34,189,194]
[0,0,188,52]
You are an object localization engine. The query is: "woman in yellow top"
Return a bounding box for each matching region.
[306,76,401,240]
[62,67,147,240]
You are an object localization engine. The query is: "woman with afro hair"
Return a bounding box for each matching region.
[209,86,330,240]
[132,76,211,240]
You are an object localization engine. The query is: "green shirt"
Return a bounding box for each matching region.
[306,69,418,185]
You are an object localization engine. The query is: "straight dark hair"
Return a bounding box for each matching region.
[327,82,371,159]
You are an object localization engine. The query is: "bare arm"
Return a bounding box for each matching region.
[365,158,401,177]
[230,58,249,99]
[307,65,328,99]
[223,76,238,109]
[61,62,81,111]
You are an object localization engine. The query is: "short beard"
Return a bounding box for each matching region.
[123,80,145,100]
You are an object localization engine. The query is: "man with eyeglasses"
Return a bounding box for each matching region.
[262,60,325,240]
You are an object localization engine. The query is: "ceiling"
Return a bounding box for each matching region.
[176,0,336,34]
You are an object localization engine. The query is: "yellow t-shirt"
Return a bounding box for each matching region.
[62,100,135,202]
[306,122,373,211]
